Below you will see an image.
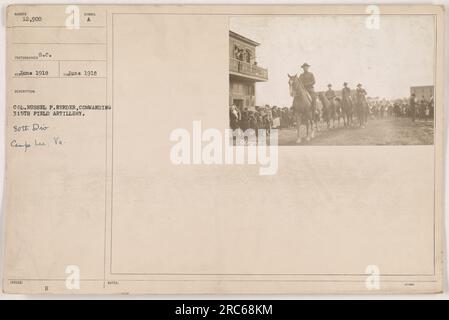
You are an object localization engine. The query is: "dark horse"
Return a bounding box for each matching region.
[288,74,313,143]
[334,97,344,127]
[355,94,369,128]
[318,92,334,129]
[341,95,354,126]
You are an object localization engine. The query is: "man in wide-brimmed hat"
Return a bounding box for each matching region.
[355,83,366,95]
[341,82,353,125]
[325,83,336,102]
[342,82,351,100]
[299,63,316,108]
[356,83,366,94]
[324,83,337,124]
[342,82,350,97]
[355,83,368,127]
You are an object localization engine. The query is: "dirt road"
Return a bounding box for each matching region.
[276,118,434,145]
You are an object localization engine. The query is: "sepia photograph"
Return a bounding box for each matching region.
[229,15,435,145]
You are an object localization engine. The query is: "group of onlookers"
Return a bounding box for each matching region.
[229,105,297,133]
[369,96,434,121]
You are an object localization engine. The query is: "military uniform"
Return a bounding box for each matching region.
[299,71,316,107]
[341,86,353,124]
[342,87,351,101]
[355,87,367,102]
[325,88,336,101]
[355,87,367,125]
[325,88,336,118]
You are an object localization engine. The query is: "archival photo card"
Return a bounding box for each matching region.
[2,4,445,294]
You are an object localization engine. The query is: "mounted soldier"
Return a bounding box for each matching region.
[355,83,368,127]
[288,73,313,143]
[299,63,319,130]
[299,63,316,110]
[325,83,337,127]
[325,83,336,101]
[341,82,353,126]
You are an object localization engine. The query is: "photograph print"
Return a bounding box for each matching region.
[228,14,435,145]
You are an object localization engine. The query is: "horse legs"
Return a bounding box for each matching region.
[295,113,302,144]
[306,121,311,141]
[309,119,315,139]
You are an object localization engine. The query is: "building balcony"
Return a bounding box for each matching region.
[229,58,268,82]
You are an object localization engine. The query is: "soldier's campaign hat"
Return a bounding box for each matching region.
[327,84,332,87]
[301,63,311,68]
[343,82,348,86]
[357,83,362,87]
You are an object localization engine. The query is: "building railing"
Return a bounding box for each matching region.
[229,58,268,80]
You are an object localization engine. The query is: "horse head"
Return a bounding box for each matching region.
[288,73,301,97]
[288,74,312,113]
[288,74,295,97]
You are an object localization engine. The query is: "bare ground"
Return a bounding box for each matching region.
[277,118,434,146]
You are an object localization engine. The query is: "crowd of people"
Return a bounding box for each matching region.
[229,105,297,133]
[229,63,434,135]
[229,95,434,133]
[369,96,434,121]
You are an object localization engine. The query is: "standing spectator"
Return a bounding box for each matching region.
[429,96,434,120]
[409,93,417,122]
[229,105,240,130]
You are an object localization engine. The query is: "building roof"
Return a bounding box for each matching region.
[229,30,260,46]
[410,85,434,89]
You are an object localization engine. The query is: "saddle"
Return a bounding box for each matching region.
[305,91,312,104]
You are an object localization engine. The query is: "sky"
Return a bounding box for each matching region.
[230,15,435,107]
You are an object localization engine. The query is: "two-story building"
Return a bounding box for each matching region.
[229,31,268,110]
